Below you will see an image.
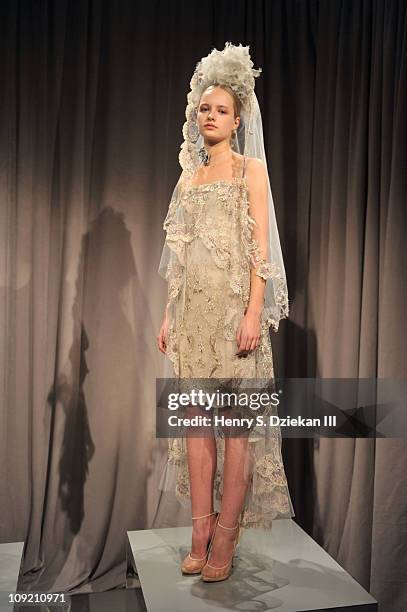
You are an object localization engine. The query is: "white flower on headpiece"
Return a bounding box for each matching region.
[189,42,262,112]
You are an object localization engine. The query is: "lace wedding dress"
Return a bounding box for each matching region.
[159,154,295,529]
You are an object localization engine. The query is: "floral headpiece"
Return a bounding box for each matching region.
[179,42,262,175]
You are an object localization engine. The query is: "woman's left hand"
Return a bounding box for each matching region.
[236,310,261,356]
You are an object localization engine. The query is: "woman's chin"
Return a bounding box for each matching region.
[202,135,224,145]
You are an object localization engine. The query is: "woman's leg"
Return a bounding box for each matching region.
[206,434,251,566]
[186,407,217,557]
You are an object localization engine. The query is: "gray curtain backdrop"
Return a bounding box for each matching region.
[0,1,405,609]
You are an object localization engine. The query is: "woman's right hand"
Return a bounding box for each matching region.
[157,314,169,354]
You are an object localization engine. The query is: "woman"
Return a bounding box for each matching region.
[157,42,294,582]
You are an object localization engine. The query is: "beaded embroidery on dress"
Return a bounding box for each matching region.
[158,154,295,529]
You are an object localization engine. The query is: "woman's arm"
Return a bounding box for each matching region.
[157,303,170,354]
[245,157,269,315]
[236,157,269,355]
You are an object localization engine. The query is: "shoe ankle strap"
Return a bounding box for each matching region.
[217,519,239,530]
[191,511,216,520]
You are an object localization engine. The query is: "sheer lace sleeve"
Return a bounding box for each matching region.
[243,158,289,331]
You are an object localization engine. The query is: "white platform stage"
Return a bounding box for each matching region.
[0,541,24,611]
[127,519,378,612]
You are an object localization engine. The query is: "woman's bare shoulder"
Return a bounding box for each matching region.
[245,156,266,172]
[245,157,267,187]
[233,153,266,177]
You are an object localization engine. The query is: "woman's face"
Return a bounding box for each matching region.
[197,86,240,144]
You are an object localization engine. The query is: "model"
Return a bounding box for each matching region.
[157,42,294,582]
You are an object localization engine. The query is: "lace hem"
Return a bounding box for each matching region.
[163,436,295,529]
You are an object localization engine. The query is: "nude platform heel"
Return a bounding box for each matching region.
[200,518,243,582]
[181,511,219,575]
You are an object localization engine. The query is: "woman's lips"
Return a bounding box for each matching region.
[204,124,217,129]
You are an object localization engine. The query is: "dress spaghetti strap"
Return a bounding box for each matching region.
[242,154,246,178]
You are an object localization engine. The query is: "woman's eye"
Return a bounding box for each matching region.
[200,107,226,113]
